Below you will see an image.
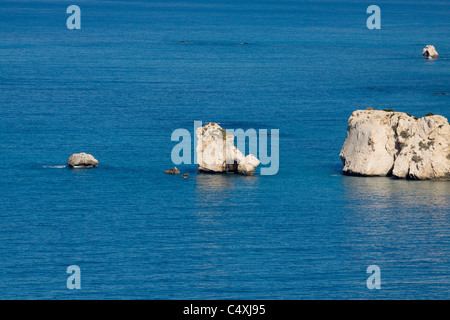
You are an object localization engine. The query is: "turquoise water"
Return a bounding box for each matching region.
[0,0,449,299]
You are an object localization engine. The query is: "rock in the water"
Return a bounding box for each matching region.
[340,110,450,180]
[67,153,98,168]
[164,167,181,175]
[196,122,260,175]
[237,154,260,175]
[422,45,438,59]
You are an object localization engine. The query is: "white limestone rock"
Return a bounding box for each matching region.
[196,122,260,175]
[67,153,99,168]
[238,154,261,175]
[340,110,450,180]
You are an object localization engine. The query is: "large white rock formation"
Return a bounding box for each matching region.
[196,122,260,175]
[340,110,450,180]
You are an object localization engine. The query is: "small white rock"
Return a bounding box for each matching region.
[67,153,99,167]
[422,45,438,59]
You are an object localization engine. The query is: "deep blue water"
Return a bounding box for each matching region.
[0,0,449,299]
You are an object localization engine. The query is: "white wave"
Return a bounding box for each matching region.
[43,165,67,169]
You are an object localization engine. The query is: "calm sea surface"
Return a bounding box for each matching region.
[0,0,449,299]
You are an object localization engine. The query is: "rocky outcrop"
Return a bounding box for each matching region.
[340,110,450,180]
[67,153,98,168]
[196,122,260,175]
[164,167,180,175]
[423,45,438,59]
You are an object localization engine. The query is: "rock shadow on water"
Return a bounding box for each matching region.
[195,173,258,203]
[341,175,450,211]
[195,173,258,193]
[193,173,260,225]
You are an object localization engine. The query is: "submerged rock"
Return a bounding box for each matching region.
[68,153,98,168]
[422,45,438,59]
[164,167,181,175]
[340,110,450,180]
[196,122,260,175]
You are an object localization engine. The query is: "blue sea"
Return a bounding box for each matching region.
[0,0,449,299]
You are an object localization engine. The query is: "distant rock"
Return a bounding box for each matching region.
[164,167,181,175]
[340,110,450,180]
[422,45,438,59]
[68,153,98,168]
[196,122,260,175]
